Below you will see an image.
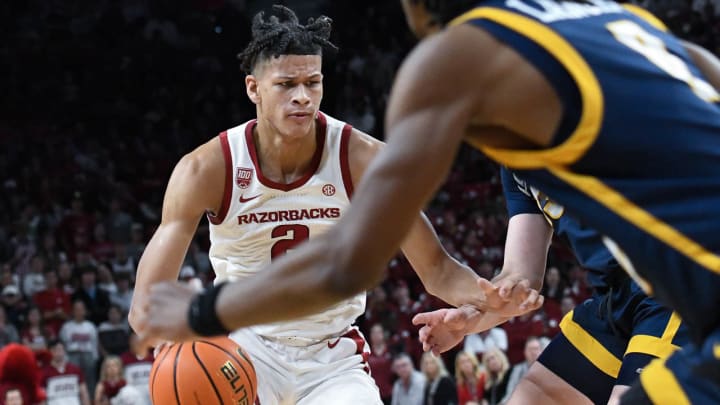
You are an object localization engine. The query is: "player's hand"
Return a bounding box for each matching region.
[478,274,544,317]
[137,282,199,346]
[412,305,483,355]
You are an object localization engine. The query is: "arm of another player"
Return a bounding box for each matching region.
[345,128,485,309]
[128,138,225,334]
[682,40,720,91]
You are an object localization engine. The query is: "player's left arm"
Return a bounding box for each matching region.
[681,40,720,92]
[346,129,483,308]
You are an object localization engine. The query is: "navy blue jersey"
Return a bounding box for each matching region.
[501,166,618,289]
[452,1,720,340]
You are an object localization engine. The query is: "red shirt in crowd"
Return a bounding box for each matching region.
[457,374,486,405]
[367,346,393,401]
[33,288,72,335]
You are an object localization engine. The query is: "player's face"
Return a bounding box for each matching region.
[400,0,439,39]
[247,54,323,140]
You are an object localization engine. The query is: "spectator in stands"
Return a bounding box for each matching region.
[501,336,545,403]
[368,323,393,405]
[105,198,133,244]
[120,333,152,405]
[463,327,508,361]
[482,348,510,405]
[0,306,19,349]
[126,224,146,265]
[94,356,126,405]
[110,274,133,316]
[33,268,71,336]
[22,255,46,298]
[420,352,458,405]
[98,305,130,356]
[57,262,76,295]
[455,351,485,405]
[1,285,26,329]
[392,353,426,405]
[541,266,566,304]
[90,224,115,262]
[41,339,91,405]
[72,266,111,324]
[502,310,544,365]
[97,262,117,295]
[59,300,99,395]
[111,244,135,281]
[20,306,54,352]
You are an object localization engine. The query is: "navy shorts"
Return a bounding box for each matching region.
[538,278,689,404]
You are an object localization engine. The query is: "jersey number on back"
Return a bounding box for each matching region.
[607,20,719,103]
[271,224,310,259]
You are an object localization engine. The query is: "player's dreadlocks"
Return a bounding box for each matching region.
[238,5,338,74]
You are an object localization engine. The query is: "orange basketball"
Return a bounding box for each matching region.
[149,337,257,405]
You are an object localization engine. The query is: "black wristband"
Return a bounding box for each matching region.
[188,282,231,336]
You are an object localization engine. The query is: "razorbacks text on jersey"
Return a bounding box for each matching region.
[207,112,365,341]
[453,0,720,342]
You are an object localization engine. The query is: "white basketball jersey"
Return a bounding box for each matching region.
[208,112,365,341]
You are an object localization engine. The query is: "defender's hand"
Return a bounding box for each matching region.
[412,305,483,355]
[137,282,199,347]
[478,275,544,317]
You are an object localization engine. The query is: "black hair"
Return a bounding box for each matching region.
[238,5,338,74]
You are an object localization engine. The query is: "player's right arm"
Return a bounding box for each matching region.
[127,138,225,334]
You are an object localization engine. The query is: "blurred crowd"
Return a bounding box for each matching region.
[0,0,717,404]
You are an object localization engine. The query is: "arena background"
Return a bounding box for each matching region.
[0,0,718,403]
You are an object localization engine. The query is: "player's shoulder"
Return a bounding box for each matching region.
[174,133,226,180]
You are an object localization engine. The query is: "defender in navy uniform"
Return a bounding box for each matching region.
[500,166,689,404]
[138,1,720,404]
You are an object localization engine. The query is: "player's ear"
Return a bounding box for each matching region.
[246,75,260,105]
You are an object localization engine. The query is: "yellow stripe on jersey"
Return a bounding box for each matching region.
[640,358,691,405]
[622,4,669,32]
[449,7,604,169]
[550,168,720,274]
[559,310,622,378]
[626,312,682,359]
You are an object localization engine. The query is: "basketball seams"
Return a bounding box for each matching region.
[173,343,184,405]
[191,341,224,405]
[199,339,256,402]
[150,344,176,405]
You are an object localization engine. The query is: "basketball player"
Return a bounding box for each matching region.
[138,1,720,403]
[127,5,525,405]
[412,166,690,404]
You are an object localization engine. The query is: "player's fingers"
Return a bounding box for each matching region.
[519,288,539,311]
[412,309,445,326]
[431,344,442,357]
[496,277,521,299]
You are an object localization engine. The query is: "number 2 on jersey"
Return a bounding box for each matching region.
[607,20,719,103]
[271,224,310,259]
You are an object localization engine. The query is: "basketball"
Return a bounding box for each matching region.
[149,337,257,405]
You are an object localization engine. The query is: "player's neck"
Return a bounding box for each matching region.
[253,119,318,184]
